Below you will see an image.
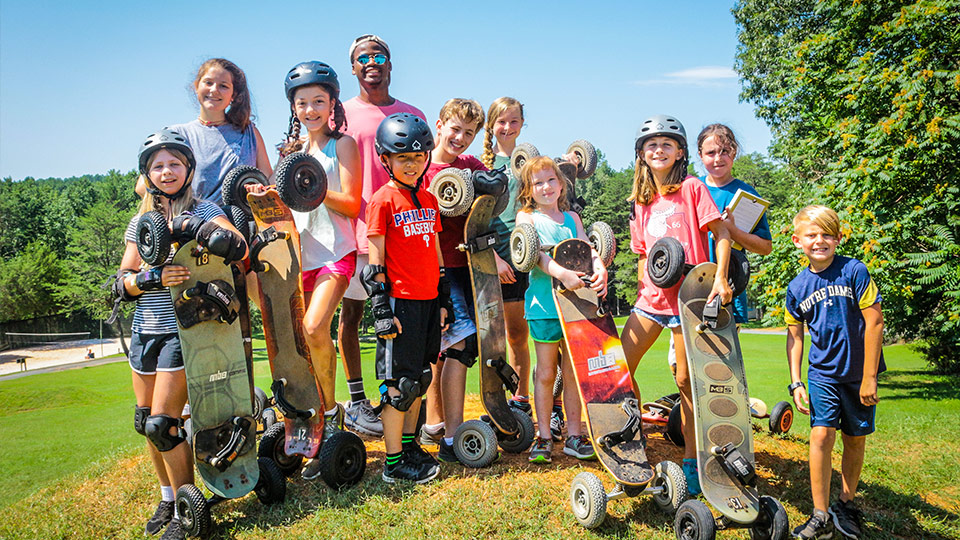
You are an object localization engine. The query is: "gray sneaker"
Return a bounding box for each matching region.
[793,509,834,539]
[529,436,553,464]
[419,424,445,446]
[145,500,174,535]
[322,403,345,444]
[829,499,863,539]
[563,434,597,460]
[344,399,383,436]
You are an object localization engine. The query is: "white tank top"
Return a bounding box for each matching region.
[293,137,357,270]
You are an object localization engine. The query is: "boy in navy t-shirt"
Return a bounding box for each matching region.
[785,205,884,540]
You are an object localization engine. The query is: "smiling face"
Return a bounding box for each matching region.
[641,135,683,175]
[147,149,188,196]
[195,66,234,117]
[435,116,480,162]
[493,105,523,148]
[382,151,428,187]
[351,41,391,90]
[792,222,840,271]
[293,85,334,133]
[699,134,735,182]
[530,167,565,209]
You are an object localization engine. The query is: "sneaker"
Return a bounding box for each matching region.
[793,509,834,540]
[405,440,439,468]
[529,436,553,464]
[382,455,439,484]
[829,499,863,539]
[301,457,322,480]
[550,409,565,442]
[563,434,597,460]
[344,399,383,436]
[145,500,174,535]
[682,459,702,496]
[419,424,444,446]
[508,398,532,416]
[322,403,345,444]
[438,439,459,463]
[159,518,185,540]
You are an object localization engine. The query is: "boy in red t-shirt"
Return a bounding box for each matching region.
[363,112,453,484]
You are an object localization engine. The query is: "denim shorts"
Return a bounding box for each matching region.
[440,267,477,351]
[129,333,183,374]
[632,307,681,329]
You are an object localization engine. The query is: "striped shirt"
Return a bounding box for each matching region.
[124,201,225,334]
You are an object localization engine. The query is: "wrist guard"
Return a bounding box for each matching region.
[196,222,246,263]
[113,270,140,301]
[135,267,164,291]
[171,214,205,244]
[370,289,398,337]
[360,264,389,296]
[438,269,455,326]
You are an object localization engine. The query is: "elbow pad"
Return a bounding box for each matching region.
[196,222,247,263]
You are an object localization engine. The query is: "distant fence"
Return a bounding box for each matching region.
[0,312,131,351]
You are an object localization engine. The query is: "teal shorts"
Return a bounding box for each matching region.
[528,318,563,343]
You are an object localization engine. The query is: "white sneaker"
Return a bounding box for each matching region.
[343,399,382,436]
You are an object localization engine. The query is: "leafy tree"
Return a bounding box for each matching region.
[0,241,65,322]
[734,0,960,372]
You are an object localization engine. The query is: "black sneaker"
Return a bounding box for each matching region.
[507,398,532,416]
[830,499,863,539]
[404,440,439,468]
[160,518,185,540]
[437,439,459,463]
[382,455,439,484]
[792,509,834,539]
[145,500,174,535]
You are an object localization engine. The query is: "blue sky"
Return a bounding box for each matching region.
[0,0,771,181]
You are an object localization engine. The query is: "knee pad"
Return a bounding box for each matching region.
[144,414,185,452]
[442,346,477,368]
[379,377,422,412]
[463,335,479,362]
[134,405,150,436]
[418,368,432,393]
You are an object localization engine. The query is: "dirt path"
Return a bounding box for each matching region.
[0,338,125,379]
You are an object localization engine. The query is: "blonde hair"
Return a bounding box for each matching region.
[516,156,570,213]
[137,148,197,220]
[793,205,841,238]
[437,98,485,133]
[627,146,686,206]
[481,97,524,169]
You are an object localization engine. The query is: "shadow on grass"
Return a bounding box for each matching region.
[877,369,960,402]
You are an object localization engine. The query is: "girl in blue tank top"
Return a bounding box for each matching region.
[514,156,608,464]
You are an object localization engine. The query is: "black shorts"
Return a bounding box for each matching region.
[376,297,441,382]
[500,270,529,303]
[129,332,183,374]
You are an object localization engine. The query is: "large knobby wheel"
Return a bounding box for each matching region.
[497,407,535,453]
[453,419,499,468]
[275,152,328,212]
[749,496,789,540]
[728,248,751,298]
[136,211,172,266]
[510,223,541,273]
[567,139,598,179]
[223,204,253,246]
[675,499,717,540]
[648,237,686,289]
[510,142,540,179]
[769,401,794,435]
[175,484,210,538]
[257,422,302,477]
[652,460,688,515]
[587,221,616,268]
[666,402,685,447]
[429,168,474,217]
[316,430,367,490]
[222,165,267,216]
[570,471,607,529]
[254,457,286,505]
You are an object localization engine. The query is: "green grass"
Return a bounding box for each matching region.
[1,331,958,539]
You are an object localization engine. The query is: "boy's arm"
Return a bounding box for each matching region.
[860,303,884,406]
[786,323,810,414]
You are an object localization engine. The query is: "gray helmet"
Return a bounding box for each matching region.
[138,128,195,176]
[635,114,687,155]
[284,61,339,102]
[375,113,434,155]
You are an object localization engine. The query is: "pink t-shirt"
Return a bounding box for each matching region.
[342,96,426,254]
[630,176,721,315]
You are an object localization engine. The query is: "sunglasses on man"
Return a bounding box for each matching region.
[356,53,388,65]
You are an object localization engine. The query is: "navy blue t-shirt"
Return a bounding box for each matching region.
[784,255,885,383]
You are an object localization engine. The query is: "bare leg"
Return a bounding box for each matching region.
[559,344,582,437]
[440,344,468,435]
[671,326,698,461]
[809,426,836,512]
[151,370,193,491]
[621,312,664,397]
[337,297,365,382]
[533,340,561,439]
[132,372,169,486]
[425,359,445,427]
[504,301,531,397]
[303,274,350,410]
[840,433,866,502]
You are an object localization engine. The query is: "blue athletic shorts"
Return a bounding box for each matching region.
[808,378,876,436]
[528,318,563,343]
[129,333,183,374]
[632,307,681,329]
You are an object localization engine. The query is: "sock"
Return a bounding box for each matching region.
[443,436,454,446]
[325,406,339,417]
[683,458,702,495]
[385,451,402,467]
[553,399,563,410]
[401,433,416,452]
[347,378,366,405]
[160,485,174,502]
[423,422,444,434]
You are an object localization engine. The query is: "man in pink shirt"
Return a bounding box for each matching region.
[338,34,427,437]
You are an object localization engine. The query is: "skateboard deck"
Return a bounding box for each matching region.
[462,195,520,437]
[171,240,259,499]
[248,189,324,459]
[553,238,654,486]
[678,262,759,524]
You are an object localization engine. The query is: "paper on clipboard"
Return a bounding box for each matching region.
[726,189,770,250]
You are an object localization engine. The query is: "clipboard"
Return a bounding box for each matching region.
[726,189,769,250]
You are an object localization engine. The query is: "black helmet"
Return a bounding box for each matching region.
[138,128,195,200]
[375,113,434,156]
[284,61,339,102]
[138,128,195,176]
[635,114,687,155]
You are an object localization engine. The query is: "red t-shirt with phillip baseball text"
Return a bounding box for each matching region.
[367,182,443,300]
[424,155,487,268]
